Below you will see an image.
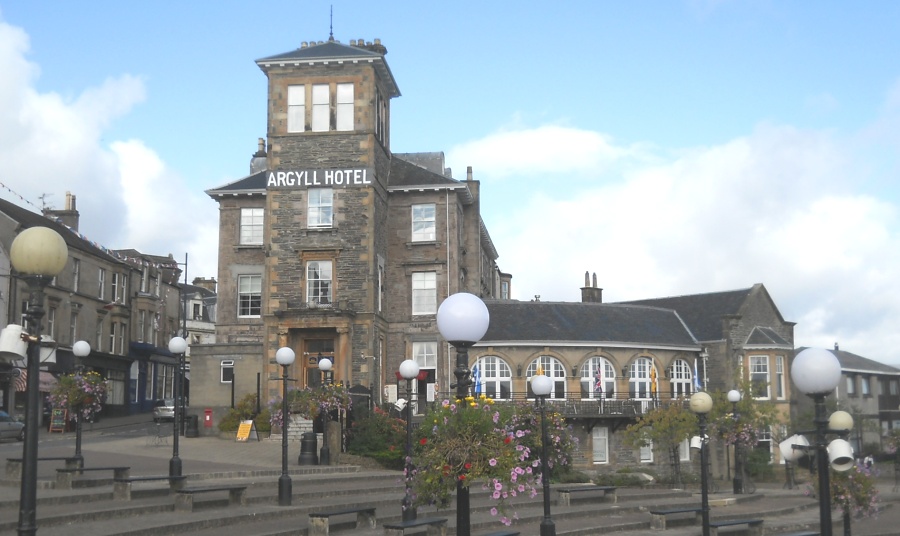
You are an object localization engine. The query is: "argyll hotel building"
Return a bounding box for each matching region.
[192,37,507,418]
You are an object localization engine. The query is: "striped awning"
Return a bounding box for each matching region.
[14,370,58,392]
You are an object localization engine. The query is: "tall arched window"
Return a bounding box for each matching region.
[669,358,693,399]
[472,356,512,400]
[526,356,566,399]
[580,357,616,400]
[628,357,656,400]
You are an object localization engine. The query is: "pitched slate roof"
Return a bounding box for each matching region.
[797,346,900,375]
[0,197,122,264]
[387,156,463,189]
[205,171,267,197]
[479,300,699,349]
[617,287,755,342]
[256,39,400,98]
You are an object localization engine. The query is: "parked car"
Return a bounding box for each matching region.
[152,398,175,423]
[0,411,25,441]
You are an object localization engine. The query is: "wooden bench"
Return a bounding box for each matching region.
[113,475,187,500]
[7,456,80,478]
[709,518,764,536]
[308,506,376,535]
[56,466,130,489]
[649,507,703,529]
[557,485,617,506]
[383,517,448,536]
[174,484,248,512]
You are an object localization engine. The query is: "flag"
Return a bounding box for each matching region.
[13,368,26,392]
[693,358,702,392]
[650,367,657,394]
[472,365,482,395]
[594,367,603,397]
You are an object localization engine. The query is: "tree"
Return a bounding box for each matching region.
[623,401,696,486]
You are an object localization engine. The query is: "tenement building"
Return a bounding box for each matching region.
[193,37,506,420]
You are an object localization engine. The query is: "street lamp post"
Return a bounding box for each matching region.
[436,292,490,536]
[10,226,69,536]
[727,389,743,494]
[318,355,332,466]
[168,336,188,478]
[531,373,556,536]
[399,359,420,522]
[275,347,295,506]
[791,347,844,536]
[71,340,91,469]
[690,391,714,536]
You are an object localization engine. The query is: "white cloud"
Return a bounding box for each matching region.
[0,18,219,282]
[450,120,900,364]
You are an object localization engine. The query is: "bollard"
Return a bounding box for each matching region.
[299,432,318,465]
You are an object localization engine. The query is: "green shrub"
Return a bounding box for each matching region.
[345,406,406,469]
[217,393,271,434]
[745,448,775,480]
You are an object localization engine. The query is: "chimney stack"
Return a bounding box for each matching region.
[580,271,603,303]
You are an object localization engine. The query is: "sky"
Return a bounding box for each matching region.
[1,1,899,366]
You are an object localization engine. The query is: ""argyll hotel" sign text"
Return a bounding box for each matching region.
[267,169,373,188]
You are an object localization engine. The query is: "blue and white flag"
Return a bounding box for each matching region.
[693,358,702,391]
[472,364,482,394]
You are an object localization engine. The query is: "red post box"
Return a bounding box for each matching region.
[204,408,213,428]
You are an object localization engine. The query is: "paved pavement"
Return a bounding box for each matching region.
[0,413,898,535]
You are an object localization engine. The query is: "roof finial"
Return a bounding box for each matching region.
[328,5,334,41]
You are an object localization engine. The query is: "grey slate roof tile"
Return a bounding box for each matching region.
[481,300,698,348]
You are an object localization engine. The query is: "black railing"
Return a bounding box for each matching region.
[429,391,691,418]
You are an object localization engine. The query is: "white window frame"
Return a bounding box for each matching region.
[628,357,656,401]
[592,426,609,464]
[308,188,334,228]
[287,84,305,133]
[221,360,235,383]
[109,321,116,353]
[862,376,871,396]
[95,318,103,350]
[669,358,693,399]
[68,310,78,344]
[311,84,329,132]
[411,204,436,242]
[581,357,616,400]
[750,355,771,399]
[776,355,786,399]
[526,356,567,399]
[336,83,354,131]
[240,208,265,245]
[846,375,855,395]
[98,268,106,300]
[72,258,80,292]
[411,272,436,315]
[307,261,333,305]
[238,275,262,318]
[47,307,57,340]
[474,356,513,400]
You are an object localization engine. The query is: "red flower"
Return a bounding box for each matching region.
[504,435,511,444]
[464,462,472,470]
[458,474,466,481]
[419,438,427,445]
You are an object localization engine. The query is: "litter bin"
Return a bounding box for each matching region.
[185,414,199,438]
[298,432,318,465]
